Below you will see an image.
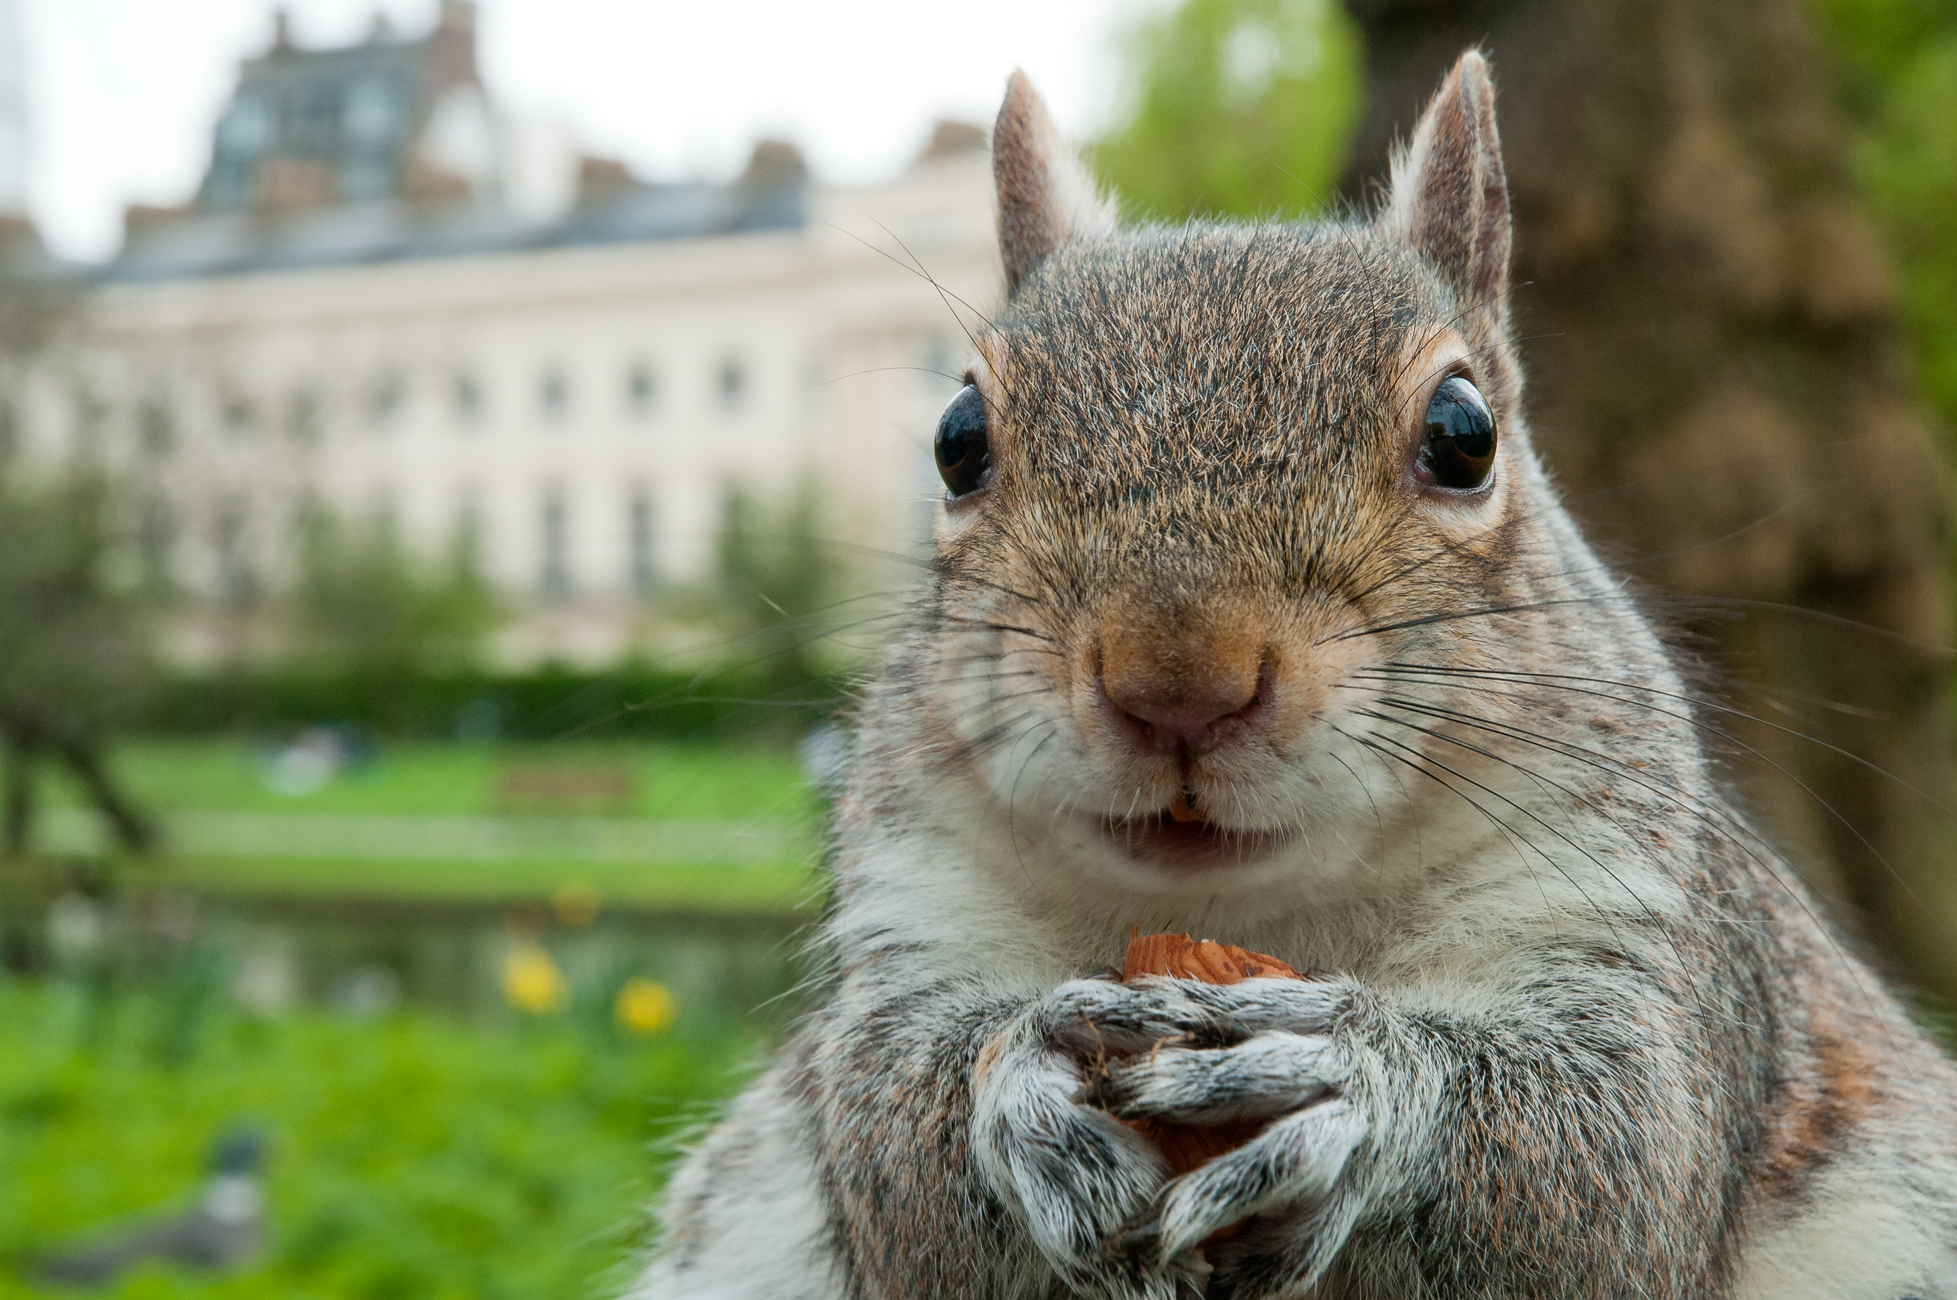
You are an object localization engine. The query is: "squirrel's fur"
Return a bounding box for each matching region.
[637,54,1957,1299]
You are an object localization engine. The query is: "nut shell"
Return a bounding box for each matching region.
[1114,933,1306,1178]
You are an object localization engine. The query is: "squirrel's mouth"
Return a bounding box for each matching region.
[1098,804,1287,870]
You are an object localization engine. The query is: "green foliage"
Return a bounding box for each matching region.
[1852,33,1957,432]
[1807,0,1957,119]
[1092,0,1362,221]
[710,480,842,690]
[0,472,151,737]
[0,979,753,1300]
[136,663,844,741]
[1809,1,1957,433]
[288,513,498,694]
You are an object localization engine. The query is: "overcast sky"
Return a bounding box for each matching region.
[14,0,1145,262]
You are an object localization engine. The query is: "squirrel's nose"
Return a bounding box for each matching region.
[1098,625,1270,755]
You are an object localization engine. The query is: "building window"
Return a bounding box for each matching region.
[138,401,174,457]
[454,372,482,426]
[71,389,107,460]
[288,389,321,444]
[343,77,401,147]
[221,390,256,437]
[368,371,405,428]
[718,356,745,412]
[213,499,255,607]
[626,362,655,418]
[138,496,175,592]
[628,491,655,595]
[454,487,485,576]
[540,368,569,423]
[540,490,570,596]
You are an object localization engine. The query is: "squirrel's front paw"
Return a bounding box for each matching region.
[1127,1094,1368,1297]
[1070,979,1373,1296]
[973,979,1204,1299]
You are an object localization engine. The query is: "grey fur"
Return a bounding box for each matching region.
[636,55,1957,1300]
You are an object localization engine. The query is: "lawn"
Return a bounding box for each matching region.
[39,740,814,823]
[0,977,759,1300]
[31,740,825,911]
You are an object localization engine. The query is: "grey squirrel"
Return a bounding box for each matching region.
[638,53,1957,1299]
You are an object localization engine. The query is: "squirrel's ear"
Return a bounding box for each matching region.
[992,71,1115,297]
[1386,51,1511,318]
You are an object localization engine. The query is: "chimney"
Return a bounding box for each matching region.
[425,0,481,89]
[738,139,808,191]
[271,8,293,52]
[913,120,987,167]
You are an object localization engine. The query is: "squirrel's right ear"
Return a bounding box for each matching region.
[992,71,1115,297]
[1386,51,1511,320]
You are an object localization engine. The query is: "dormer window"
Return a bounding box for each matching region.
[343,77,401,145]
[216,96,270,159]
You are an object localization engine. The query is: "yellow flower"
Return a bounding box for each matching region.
[502,943,568,1014]
[614,977,677,1035]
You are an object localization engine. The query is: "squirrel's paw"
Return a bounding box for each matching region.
[1155,1097,1366,1271]
[973,979,1206,1300]
[1064,980,1371,1296]
[1082,1030,1346,1125]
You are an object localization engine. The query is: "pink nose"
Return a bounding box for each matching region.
[1100,652,1268,755]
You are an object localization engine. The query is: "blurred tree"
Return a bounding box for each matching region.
[286,509,499,727]
[0,471,156,855]
[1339,0,1955,1001]
[0,229,154,856]
[1094,0,1363,220]
[711,479,839,694]
[1809,0,1957,436]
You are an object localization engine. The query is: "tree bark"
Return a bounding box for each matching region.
[3,728,32,858]
[52,735,154,856]
[1340,0,1956,1001]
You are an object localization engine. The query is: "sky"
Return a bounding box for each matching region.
[13,0,1148,262]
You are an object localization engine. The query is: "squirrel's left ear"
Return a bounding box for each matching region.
[993,71,1115,297]
[1386,50,1511,318]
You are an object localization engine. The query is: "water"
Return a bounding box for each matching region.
[3,887,813,1031]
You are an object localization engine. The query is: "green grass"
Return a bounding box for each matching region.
[0,978,756,1300]
[154,857,820,912]
[33,740,825,909]
[41,740,813,824]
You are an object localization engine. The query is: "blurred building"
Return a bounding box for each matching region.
[18,4,998,664]
[0,0,26,217]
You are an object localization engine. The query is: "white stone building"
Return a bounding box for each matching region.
[12,5,1000,665]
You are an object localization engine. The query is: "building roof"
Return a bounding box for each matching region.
[93,177,809,285]
[89,0,815,287]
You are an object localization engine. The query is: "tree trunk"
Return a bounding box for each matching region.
[1341,0,1956,1000]
[3,729,32,858]
[51,735,154,856]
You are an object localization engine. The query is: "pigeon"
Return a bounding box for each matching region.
[38,1129,266,1285]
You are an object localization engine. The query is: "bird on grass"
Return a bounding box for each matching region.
[37,1129,266,1286]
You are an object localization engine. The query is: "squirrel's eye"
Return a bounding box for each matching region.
[1418,376,1497,492]
[935,385,991,499]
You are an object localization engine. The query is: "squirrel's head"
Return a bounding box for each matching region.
[917,54,1578,895]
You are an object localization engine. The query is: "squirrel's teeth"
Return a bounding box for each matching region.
[1167,791,1206,824]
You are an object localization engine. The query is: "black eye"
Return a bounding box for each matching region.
[1418,376,1497,492]
[935,384,991,499]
